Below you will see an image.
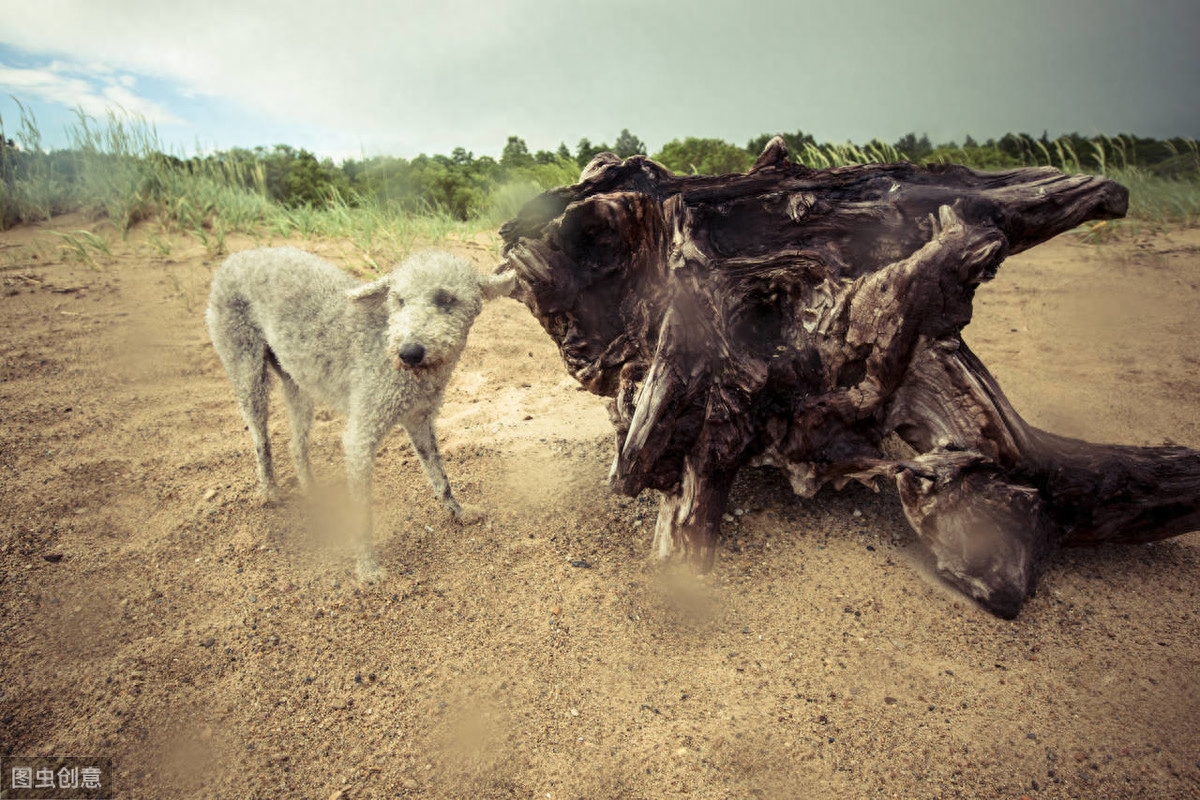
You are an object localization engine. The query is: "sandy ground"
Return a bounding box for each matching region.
[1,215,1199,799]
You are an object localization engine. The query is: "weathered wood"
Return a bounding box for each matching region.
[498,137,1200,618]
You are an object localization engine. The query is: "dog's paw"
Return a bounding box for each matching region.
[259,484,281,507]
[285,473,314,494]
[453,504,485,525]
[356,553,386,583]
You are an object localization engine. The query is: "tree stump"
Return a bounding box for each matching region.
[497,137,1200,618]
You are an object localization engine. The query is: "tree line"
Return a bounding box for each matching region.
[4,122,1198,224]
[198,128,1200,218]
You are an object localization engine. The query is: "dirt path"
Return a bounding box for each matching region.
[1,218,1198,798]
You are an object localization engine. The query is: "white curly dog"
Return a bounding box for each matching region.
[206,247,515,579]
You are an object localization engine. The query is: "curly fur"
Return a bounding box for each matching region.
[206,246,515,579]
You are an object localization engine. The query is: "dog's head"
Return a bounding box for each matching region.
[348,251,516,371]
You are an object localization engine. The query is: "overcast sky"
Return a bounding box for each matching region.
[2,0,1198,162]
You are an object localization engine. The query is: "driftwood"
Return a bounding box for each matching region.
[497,138,1200,618]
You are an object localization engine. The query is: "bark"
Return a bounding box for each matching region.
[497,137,1200,618]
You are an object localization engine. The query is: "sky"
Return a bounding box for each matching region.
[1,0,1198,163]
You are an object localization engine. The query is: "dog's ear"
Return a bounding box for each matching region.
[480,271,518,301]
[347,277,390,307]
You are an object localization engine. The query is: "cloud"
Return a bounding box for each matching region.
[0,61,185,125]
[0,0,1197,159]
[0,0,529,153]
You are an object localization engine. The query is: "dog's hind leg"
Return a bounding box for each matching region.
[277,368,315,491]
[404,416,482,524]
[213,328,278,503]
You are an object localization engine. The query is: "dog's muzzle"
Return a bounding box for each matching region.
[394,343,426,369]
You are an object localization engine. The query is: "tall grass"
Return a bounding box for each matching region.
[0,107,495,256]
[1111,167,1200,226]
[482,164,580,228]
[1,99,75,226]
[924,133,1200,227]
[2,104,1198,246]
[792,139,903,169]
[758,133,1200,228]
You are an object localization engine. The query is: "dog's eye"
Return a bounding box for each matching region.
[390,295,406,309]
[434,291,458,311]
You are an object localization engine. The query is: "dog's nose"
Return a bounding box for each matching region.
[397,343,426,366]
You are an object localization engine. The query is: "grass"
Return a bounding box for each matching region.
[917,134,1200,234]
[1,106,498,264]
[50,229,112,270]
[1109,166,1200,228]
[791,139,904,169]
[2,105,1198,258]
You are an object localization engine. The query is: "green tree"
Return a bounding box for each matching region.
[339,157,366,186]
[653,137,753,175]
[893,133,933,162]
[403,153,495,220]
[575,137,609,167]
[259,144,298,203]
[613,128,646,158]
[282,149,331,206]
[997,133,1035,164]
[501,136,534,171]
[746,130,816,158]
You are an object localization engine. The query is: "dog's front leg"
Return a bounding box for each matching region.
[404,416,483,524]
[343,421,384,581]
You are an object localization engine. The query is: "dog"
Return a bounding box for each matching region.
[206,247,515,578]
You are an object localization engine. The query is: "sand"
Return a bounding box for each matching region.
[1,216,1198,798]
